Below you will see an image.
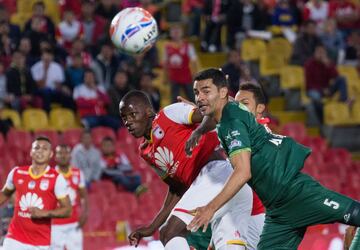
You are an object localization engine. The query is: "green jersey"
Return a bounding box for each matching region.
[216,102,312,208]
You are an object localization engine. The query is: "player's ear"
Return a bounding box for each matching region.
[219,86,228,99]
[256,104,266,116]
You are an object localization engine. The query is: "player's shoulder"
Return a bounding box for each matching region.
[45,167,61,178]
[14,165,29,174]
[222,101,250,120]
[163,102,194,114]
[70,167,82,175]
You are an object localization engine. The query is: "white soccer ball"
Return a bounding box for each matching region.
[109,7,158,55]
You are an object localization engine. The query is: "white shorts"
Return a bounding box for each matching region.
[247,213,265,250]
[3,237,50,250]
[51,222,83,250]
[170,160,253,249]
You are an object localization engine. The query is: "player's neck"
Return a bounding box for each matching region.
[214,99,229,123]
[58,165,70,174]
[30,164,49,176]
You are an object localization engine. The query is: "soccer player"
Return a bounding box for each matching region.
[0,136,71,250]
[187,68,360,249]
[120,90,253,250]
[51,144,89,250]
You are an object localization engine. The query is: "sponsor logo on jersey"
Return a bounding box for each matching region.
[153,125,164,139]
[154,146,179,177]
[40,179,49,191]
[19,192,44,212]
[234,230,241,238]
[229,139,242,150]
[44,173,55,178]
[344,213,351,223]
[231,130,240,137]
[18,170,29,175]
[28,181,36,190]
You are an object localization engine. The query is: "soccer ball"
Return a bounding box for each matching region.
[109,7,158,55]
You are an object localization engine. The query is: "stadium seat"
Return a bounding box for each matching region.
[351,101,360,124]
[337,65,359,81]
[91,126,116,146]
[50,108,78,131]
[280,65,304,89]
[281,122,307,142]
[267,38,292,61]
[7,129,33,152]
[22,108,49,131]
[1,109,21,128]
[33,130,60,147]
[324,102,353,126]
[61,128,83,147]
[259,52,285,76]
[241,39,266,61]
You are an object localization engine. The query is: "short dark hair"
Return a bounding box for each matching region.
[102,136,114,143]
[194,68,228,88]
[56,144,71,151]
[121,90,154,109]
[33,1,45,9]
[239,82,267,105]
[34,135,51,144]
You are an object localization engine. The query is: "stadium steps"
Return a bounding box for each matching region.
[271,111,306,126]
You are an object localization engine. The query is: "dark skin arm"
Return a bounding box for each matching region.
[30,196,72,219]
[129,179,187,247]
[0,188,15,205]
[78,187,89,228]
[344,226,357,250]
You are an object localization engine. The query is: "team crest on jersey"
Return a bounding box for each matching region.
[229,139,242,150]
[153,125,164,139]
[40,179,49,191]
[72,175,79,185]
[28,181,36,190]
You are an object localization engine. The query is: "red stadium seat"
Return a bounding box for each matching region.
[61,128,83,148]
[7,129,33,152]
[281,122,307,142]
[91,126,116,147]
[33,130,60,147]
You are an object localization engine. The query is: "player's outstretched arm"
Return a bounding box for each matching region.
[344,226,357,250]
[129,184,185,247]
[0,188,14,205]
[187,151,252,232]
[30,196,72,219]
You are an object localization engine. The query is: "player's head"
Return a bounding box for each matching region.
[193,68,229,116]
[81,129,93,149]
[119,90,155,138]
[55,144,71,168]
[30,136,53,165]
[235,82,267,119]
[101,136,115,156]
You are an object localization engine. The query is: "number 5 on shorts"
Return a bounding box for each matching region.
[324,198,339,210]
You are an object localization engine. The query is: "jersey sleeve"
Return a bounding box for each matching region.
[163,102,196,125]
[3,167,17,191]
[54,174,69,200]
[78,170,86,189]
[222,118,251,158]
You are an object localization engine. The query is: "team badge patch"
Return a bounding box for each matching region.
[40,179,49,191]
[153,125,164,139]
[229,139,242,150]
[28,181,36,190]
[72,175,79,185]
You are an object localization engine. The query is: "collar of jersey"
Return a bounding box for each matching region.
[29,166,50,179]
[55,165,72,178]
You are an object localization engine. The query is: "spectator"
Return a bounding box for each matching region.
[182,0,204,37]
[0,5,21,46]
[100,137,145,194]
[73,68,120,131]
[290,20,322,65]
[18,37,37,67]
[24,1,55,39]
[107,70,132,118]
[320,19,345,63]
[201,0,229,52]
[65,53,85,90]
[226,0,263,49]
[71,130,104,186]
[305,45,349,123]
[271,0,298,27]
[0,62,6,108]
[59,0,82,18]
[344,31,360,66]
[222,49,246,95]
[91,42,119,90]
[66,38,93,67]
[239,64,258,86]
[139,71,161,112]
[122,53,154,87]
[31,49,75,111]
[0,34,13,69]
[329,0,360,36]
[80,0,106,49]
[95,0,119,21]
[56,9,84,52]
[163,24,198,103]
[303,0,329,32]
[5,51,41,111]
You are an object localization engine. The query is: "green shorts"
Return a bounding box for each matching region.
[258,173,355,250]
[350,228,360,250]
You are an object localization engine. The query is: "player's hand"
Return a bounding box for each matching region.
[185,130,202,156]
[29,207,48,219]
[128,227,154,247]
[177,96,196,107]
[187,205,215,233]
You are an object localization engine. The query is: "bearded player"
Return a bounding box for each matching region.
[0,136,71,250]
[120,90,253,250]
[51,144,89,250]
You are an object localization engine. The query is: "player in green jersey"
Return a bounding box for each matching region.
[186,68,360,250]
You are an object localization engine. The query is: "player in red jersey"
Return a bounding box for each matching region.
[120,90,253,250]
[51,144,88,250]
[0,136,71,250]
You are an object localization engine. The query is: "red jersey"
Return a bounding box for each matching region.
[52,166,85,225]
[164,42,195,84]
[140,103,220,187]
[4,166,68,246]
